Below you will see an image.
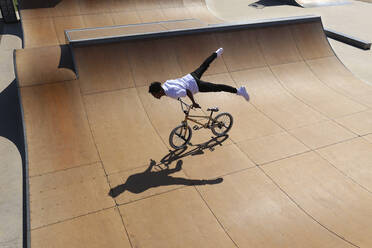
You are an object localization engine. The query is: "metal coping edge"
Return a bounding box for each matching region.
[324,28,371,50]
[13,48,30,248]
[67,15,321,47]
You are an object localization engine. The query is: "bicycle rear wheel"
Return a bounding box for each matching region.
[211,112,233,136]
[169,124,192,149]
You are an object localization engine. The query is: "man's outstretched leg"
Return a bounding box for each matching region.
[188,48,249,101]
[197,79,250,101]
[197,80,237,93]
[191,48,224,80]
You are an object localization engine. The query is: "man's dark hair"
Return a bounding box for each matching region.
[149,82,162,93]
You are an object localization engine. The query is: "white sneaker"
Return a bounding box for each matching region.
[237,86,250,101]
[216,48,224,57]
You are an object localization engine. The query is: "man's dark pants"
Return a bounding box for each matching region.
[191,52,237,94]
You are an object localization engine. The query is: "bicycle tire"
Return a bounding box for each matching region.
[169,124,192,149]
[211,112,233,136]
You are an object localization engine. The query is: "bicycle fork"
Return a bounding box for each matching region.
[178,121,189,140]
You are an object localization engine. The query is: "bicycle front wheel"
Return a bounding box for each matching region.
[169,124,192,149]
[211,112,233,136]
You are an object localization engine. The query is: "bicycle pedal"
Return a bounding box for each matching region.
[193,125,199,130]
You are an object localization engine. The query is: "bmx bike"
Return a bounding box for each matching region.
[169,98,233,149]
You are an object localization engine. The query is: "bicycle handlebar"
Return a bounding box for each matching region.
[178,98,193,113]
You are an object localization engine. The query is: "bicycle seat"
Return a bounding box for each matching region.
[207,107,219,112]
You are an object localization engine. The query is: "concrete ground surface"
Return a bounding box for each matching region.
[3,0,372,247]
[0,137,22,248]
[0,20,23,248]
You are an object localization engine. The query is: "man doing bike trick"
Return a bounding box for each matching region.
[148,48,250,108]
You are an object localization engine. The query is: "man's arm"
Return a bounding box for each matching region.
[186,90,200,108]
[144,159,156,173]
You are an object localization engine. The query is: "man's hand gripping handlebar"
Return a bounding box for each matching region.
[178,98,200,114]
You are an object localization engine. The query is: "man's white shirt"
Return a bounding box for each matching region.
[162,74,199,99]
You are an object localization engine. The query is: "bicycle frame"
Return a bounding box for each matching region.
[178,98,215,129]
[169,98,232,149]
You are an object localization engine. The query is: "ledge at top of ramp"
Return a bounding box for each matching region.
[66,15,322,46]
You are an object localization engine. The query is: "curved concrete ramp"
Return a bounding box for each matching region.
[19,0,221,48]
[18,16,372,248]
[15,45,77,86]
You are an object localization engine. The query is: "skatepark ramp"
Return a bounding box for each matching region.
[18,0,222,49]
[15,13,372,248]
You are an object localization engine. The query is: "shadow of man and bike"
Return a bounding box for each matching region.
[108,135,229,198]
